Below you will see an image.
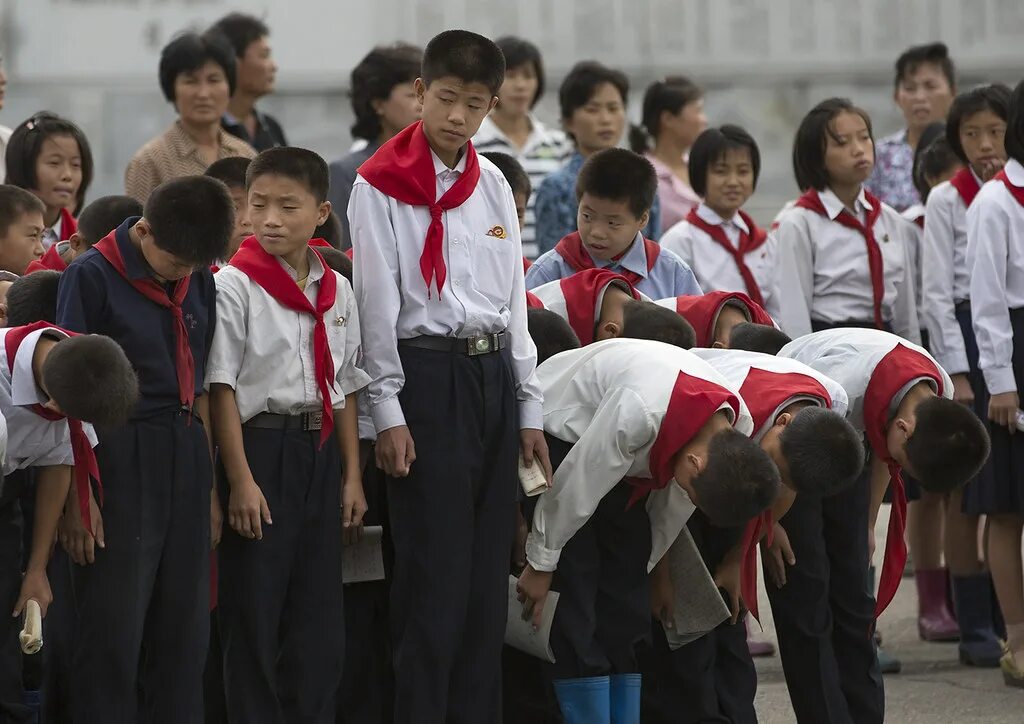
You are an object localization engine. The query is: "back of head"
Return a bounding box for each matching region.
[1006,79,1024,166]
[946,84,1012,164]
[620,300,695,349]
[43,335,139,427]
[5,112,94,212]
[728,322,791,355]
[575,148,657,220]
[145,176,234,267]
[559,61,629,123]
[159,31,237,103]
[0,185,45,238]
[481,151,531,199]
[495,36,545,108]
[317,246,352,283]
[630,76,703,153]
[247,146,329,204]
[905,396,990,493]
[528,308,580,364]
[76,195,143,247]
[314,211,344,250]
[6,271,60,326]
[350,43,423,142]
[688,124,761,197]
[912,123,958,200]
[422,30,505,96]
[208,12,269,58]
[792,97,873,191]
[894,42,955,90]
[780,407,865,497]
[205,156,252,192]
[692,428,781,528]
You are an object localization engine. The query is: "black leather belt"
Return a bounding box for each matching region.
[399,330,508,356]
[244,411,323,432]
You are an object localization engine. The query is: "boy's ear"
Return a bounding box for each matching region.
[711,340,727,349]
[414,77,427,103]
[596,320,621,341]
[68,232,86,255]
[317,200,332,227]
[487,96,499,114]
[638,209,650,230]
[134,218,152,240]
[775,411,793,429]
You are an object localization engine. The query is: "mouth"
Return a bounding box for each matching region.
[597,130,617,141]
[53,188,74,197]
[854,160,872,170]
[442,129,464,142]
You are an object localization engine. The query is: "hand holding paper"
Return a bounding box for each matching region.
[19,600,42,655]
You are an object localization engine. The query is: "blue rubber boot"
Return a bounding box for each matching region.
[552,676,611,724]
[952,572,1004,667]
[609,673,641,724]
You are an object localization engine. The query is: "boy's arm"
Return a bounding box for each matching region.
[210,384,270,541]
[867,454,890,560]
[16,464,72,617]
[773,215,815,339]
[55,261,105,334]
[336,394,366,546]
[892,225,921,345]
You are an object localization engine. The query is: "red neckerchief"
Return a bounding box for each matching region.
[309,238,331,249]
[229,236,338,447]
[863,343,944,618]
[93,230,194,410]
[795,188,886,329]
[523,257,532,274]
[4,322,101,532]
[357,121,480,298]
[671,291,775,348]
[58,207,77,242]
[560,269,640,346]
[553,231,661,287]
[685,208,768,306]
[25,243,68,275]
[625,370,741,509]
[912,215,924,230]
[949,167,981,208]
[996,168,1024,208]
[525,290,544,309]
[737,367,832,620]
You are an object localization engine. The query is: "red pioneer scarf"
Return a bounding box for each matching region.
[685,208,768,306]
[996,168,1024,208]
[560,269,640,346]
[553,231,661,288]
[671,291,775,348]
[949,167,981,208]
[24,243,68,275]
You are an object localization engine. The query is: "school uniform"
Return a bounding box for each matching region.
[774,186,920,343]
[778,328,953,724]
[968,158,1024,513]
[206,238,370,723]
[654,291,776,349]
[660,203,781,317]
[56,217,216,724]
[349,120,541,724]
[526,230,702,300]
[529,268,643,346]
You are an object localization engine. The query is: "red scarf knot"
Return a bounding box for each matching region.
[685,208,767,306]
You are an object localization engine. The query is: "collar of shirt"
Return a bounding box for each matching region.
[1005,158,1024,186]
[696,202,749,234]
[115,216,159,281]
[819,186,871,220]
[10,327,68,407]
[276,247,327,288]
[222,109,268,140]
[42,214,64,247]
[168,120,227,162]
[431,147,468,194]
[597,232,648,278]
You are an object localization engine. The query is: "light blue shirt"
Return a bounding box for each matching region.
[525,231,702,300]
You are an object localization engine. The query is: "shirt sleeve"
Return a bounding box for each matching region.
[921,191,969,374]
[335,280,372,400]
[773,215,815,338]
[968,197,1017,395]
[671,257,703,297]
[204,271,249,390]
[533,177,569,256]
[349,180,407,433]
[55,261,106,334]
[124,151,161,204]
[523,251,562,290]
[761,235,783,319]
[892,227,922,345]
[658,223,691,265]
[526,388,654,572]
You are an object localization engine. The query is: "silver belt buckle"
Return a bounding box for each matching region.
[468,334,494,356]
[305,411,324,431]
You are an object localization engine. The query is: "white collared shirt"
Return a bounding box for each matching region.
[0,327,97,475]
[205,250,372,422]
[349,150,543,433]
[41,214,63,251]
[967,158,1024,395]
[529,276,652,333]
[774,187,920,342]
[659,203,780,317]
[525,339,753,573]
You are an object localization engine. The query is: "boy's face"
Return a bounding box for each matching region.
[886,412,917,472]
[960,109,1007,179]
[238,37,277,98]
[577,192,647,262]
[895,62,954,132]
[227,186,252,260]
[824,111,875,189]
[703,146,755,219]
[248,173,331,261]
[174,60,231,128]
[512,191,529,231]
[416,76,497,164]
[0,211,45,275]
[564,82,626,156]
[497,63,539,118]
[374,81,421,139]
[712,303,749,348]
[136,223,199,282]
[595,283,632,341]
[35,134,82,214]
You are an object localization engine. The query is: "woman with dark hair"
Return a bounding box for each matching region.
[125,31,256,202]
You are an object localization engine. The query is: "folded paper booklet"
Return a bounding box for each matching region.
[518,454,548,497]
[505,575,559,663]
[663,526,730,650]
[342,525,385,584]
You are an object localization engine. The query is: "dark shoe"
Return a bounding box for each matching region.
[952,573,1004,667]
[915,568,960,641]
[877,646,902,674]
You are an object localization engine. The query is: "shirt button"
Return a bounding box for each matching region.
[452,238,459,244]
[454,279,462,287]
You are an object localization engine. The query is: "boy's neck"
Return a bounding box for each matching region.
[31,335,59,396]
[896,379,935,419]
[44,205,61,228]
[180,117,220,147]
[830,182,862,212]
[430,140,465,170]
[280,245,310,280]
[127,225,167,283]
[227,92,257,126]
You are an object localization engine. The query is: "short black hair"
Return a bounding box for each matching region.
[6,112,94,213]
[314,211,344,250]
[527,308,580,364]
[43,335,139,427]
[728,322,791,355]
[481,151,531,199]
[912,124,959,200]
[619,300,696,349]
[495,36,546,108]
[76,195,143,247]
[6,270,60,325]
[905,396,991,493]
[946,84,1012,165]
[792,98,874,191]
[575,148,658,220]
[0,185,46,238]
[780,407,865,497]
[317,246,352,283]
[559,61,629,122]
[204,156,252,190]
[247,147,330,204]
[630,76,702,152]
[894,42,956,90]
[1008,80,1024,166]
[692,428,781,528]
[208,12,269,58]
[350,43,423,142]
[145,176,234,267]
[421,30,505,96]
[159,32,237,103]
[688,124,761,197]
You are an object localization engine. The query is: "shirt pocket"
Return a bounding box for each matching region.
[470,232,517,299]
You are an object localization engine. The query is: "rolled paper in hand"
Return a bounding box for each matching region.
[19,600,42,654]
[518,454,548,497]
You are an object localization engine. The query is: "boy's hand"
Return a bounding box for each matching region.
[762,523,795,589]
[210,490,223,550]
[341,476,368,547]
[376,426,416,477]
[228,477,272,540]
[59,486,104,566]
[989,391,1020,433]
[520,429,553,487]
[650,560,675,631]
[714,557,743,624]
[979,158,1006,182]
[516,564,553,631]
[951,374,975,406]
[14,570,52,618]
